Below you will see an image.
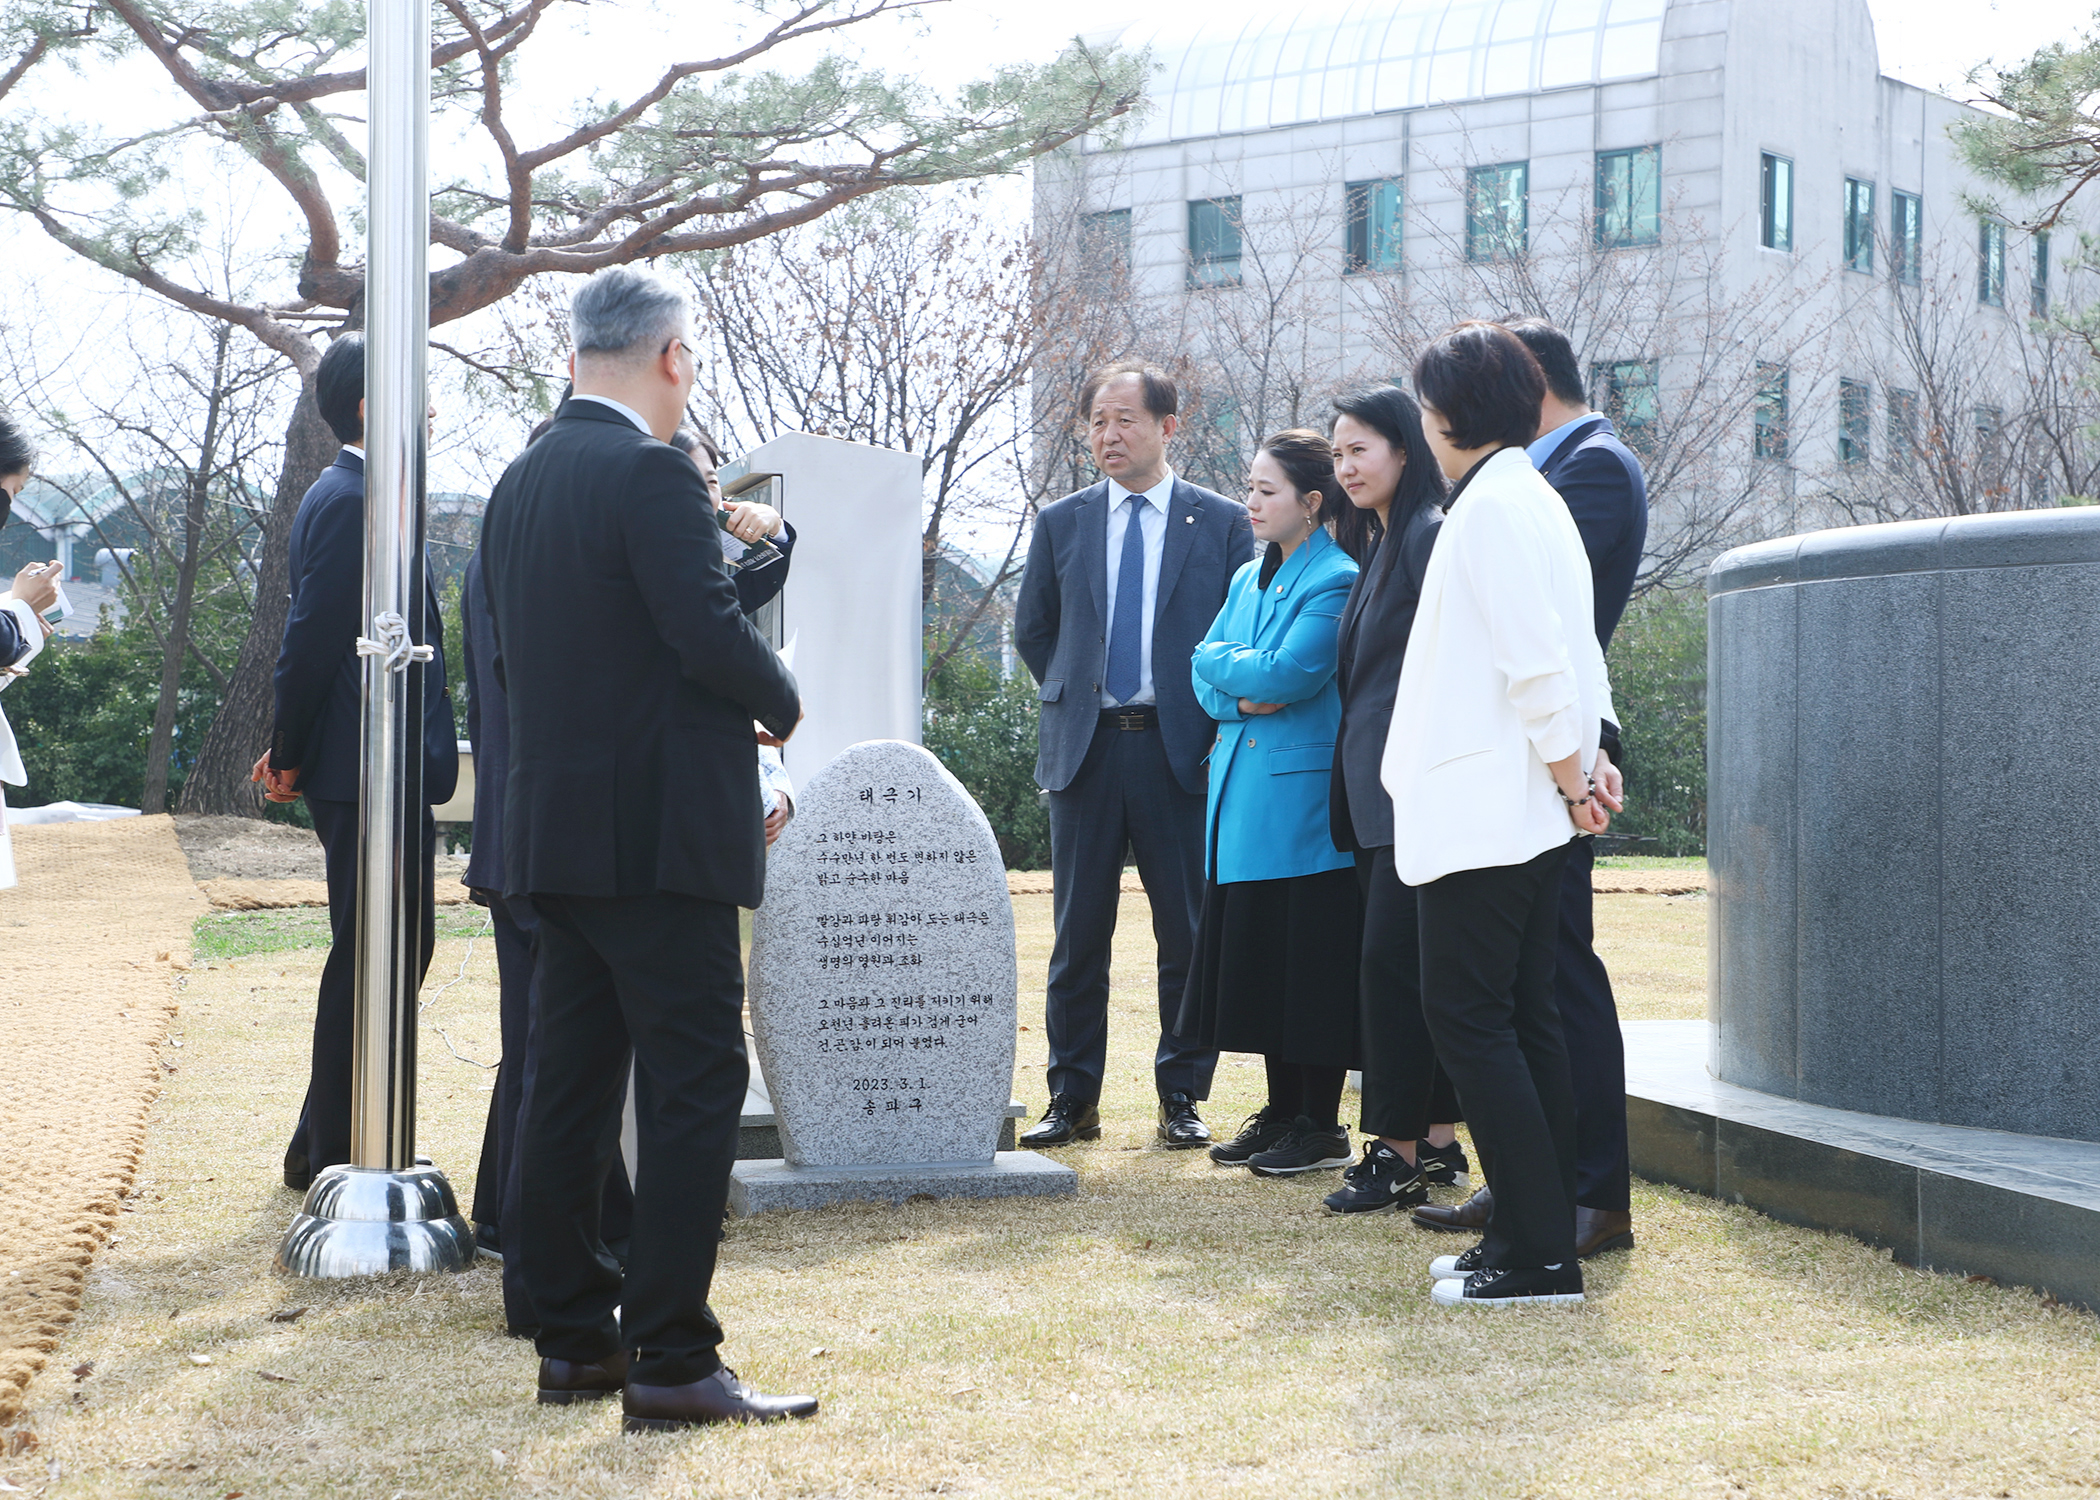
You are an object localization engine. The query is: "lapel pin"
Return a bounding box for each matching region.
[1184,514,1194,523]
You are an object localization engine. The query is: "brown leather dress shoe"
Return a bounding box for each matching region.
[623,1367,819,1431]
[1411,1185,1492,1233]
[1575,1206,1635,1259]
[537,1349,629,1405]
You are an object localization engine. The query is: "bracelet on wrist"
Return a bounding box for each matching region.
[1560,773,1596,809]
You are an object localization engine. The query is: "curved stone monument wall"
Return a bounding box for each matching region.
[1708,508,2100,1143]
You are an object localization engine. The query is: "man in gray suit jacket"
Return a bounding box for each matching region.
[1013,362,1255,1148]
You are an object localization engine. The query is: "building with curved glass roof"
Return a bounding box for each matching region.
[1117,0,1670,145]
[1039,0,2073,560]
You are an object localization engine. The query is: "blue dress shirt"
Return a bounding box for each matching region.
[1526,412,1603,471]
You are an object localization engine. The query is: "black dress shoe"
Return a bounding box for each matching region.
[1156,1092,1211,1149]
[282,1153,311,1193]
[1411,1184,1493,1233]
[1575,1206,1635,1259]
[537,1349,628,1405]
[1019,1094,1101,1147]
[623,1368,818,1431]
[474,1224,504,1262]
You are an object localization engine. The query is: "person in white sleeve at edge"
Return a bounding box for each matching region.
[1381,321,1622,1309]
[0,407,59,892]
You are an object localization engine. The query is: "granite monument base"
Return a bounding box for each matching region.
[1626,1019,2100,1312]
[728,1151,1077,1216]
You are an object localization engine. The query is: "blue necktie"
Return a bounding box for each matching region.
[1104,496,1146,704]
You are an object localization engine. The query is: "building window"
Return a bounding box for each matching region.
[1187,197,1242,289]
[1760,153,1793,252]
[2032,230,2051,317]
[1892,190,1922,285]
[1842,179,1875,273]
[1466,162,1529,262]
[1344,179,1404,274]
[1595,146,1661,248]
[1979,220,2007,307]
[1887,389,1918,468]
[1592,359,1659,454]
[1083,210,1134,292]
[1754,363,1788,460]
[1839,378,1871,464]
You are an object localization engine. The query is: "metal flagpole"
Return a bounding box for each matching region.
[277,0,473,1278]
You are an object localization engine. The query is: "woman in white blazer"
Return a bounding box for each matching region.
[0,412,55,889]
[1381,323,1619,1309]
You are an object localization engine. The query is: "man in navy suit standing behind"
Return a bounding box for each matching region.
[1014,362,1254,1149]
[254,332,458,1191]
[1413,318,1648,1256]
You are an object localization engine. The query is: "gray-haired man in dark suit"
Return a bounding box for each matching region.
[1013,362,1255,1148]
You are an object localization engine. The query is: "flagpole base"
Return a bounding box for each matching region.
[275,1165,477,1278]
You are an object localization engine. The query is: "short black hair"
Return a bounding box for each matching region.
[1411,321,1548,450]
[670,425,723,466]
[0,406,33,479]
[1079,360,1178,421]
[1501,316,1585,407]
[315,333,365,445]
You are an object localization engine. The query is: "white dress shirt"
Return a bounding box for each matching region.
[1100,469,1174,706]
[758,742,795,818]
[569,393,653,435]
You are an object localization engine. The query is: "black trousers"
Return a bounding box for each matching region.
[1556,840,1631,1212]
[287,796,435,1179]
[1354,847,1461,1139]
[520,890,746,1387]
[1417,842,1577,1270]
[1044,714,1215,1102]
[468,892,634,1334]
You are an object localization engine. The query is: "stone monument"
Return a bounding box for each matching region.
[729,739,1076,1214]
[1624,508,2100,1312]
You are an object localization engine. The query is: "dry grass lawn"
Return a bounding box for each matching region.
[5,890,2099,1499]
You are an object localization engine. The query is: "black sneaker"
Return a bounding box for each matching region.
[1418,1139,1471,1187]
[1247,1118,1354,1177]
[1322,1140,1429,1214]
[1209,1106,1295,1166]
[1431,1262,1585,1307]
[1427,1242,1486,1280]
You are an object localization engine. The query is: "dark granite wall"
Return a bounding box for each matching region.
[1707,508,2100,1143]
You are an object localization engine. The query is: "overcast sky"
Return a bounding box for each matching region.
[0,0,2086,497]
[815,0,2083,104]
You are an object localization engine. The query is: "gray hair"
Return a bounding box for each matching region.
[570,266,690,360]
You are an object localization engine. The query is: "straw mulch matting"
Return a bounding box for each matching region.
[0,815,205,1425]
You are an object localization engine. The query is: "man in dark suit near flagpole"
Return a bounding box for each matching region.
[1411,317,1648,1258]
[256,332,457,1193]
[483,266,813,1429]
[1013,362,1254,1149]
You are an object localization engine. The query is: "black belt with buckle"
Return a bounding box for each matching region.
[1102,705,1158,731]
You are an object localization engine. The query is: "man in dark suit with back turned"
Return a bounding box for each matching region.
[255,332,458,1192]
[482,266,813,1430]
[1412,317,1648,1258]
[1013,362,1255,1149]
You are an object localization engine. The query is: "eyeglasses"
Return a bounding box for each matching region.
[662,336,693,361]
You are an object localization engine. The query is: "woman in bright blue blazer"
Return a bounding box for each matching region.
[1177,430,1365,1179]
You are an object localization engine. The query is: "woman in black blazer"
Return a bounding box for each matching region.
[1318,386,1463,1215]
